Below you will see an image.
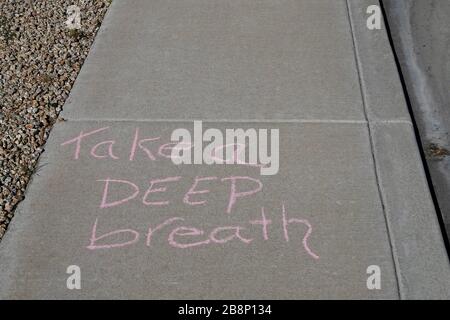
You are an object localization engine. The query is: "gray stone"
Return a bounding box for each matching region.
[62,0,364,121]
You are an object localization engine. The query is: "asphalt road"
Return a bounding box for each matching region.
[384,0,450,240]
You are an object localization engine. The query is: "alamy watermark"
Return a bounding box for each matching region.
[366,265,381,290]
[170,121,279,175]
[66,265,81,290]
[366,5,381,30]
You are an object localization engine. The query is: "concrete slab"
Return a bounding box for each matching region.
[0,121,401,299]
[62,0,365,121]
[371,122,450,299]
[346,0,411,122]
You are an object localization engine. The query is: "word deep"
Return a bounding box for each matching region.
[97,175,263,214]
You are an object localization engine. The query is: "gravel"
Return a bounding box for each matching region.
[0,0,111,240]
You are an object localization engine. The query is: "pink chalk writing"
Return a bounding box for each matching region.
[183,176,218,206]
[60,127,263,171]
[60,126,322,260]
[87,218,140,250]
[96,175,263,214]
[147,217,184,246]
[221,176,263,214]
[282,204,319,260]
[210,226,253,244]
[90,140,119,159]
[61,126,110,160]
[158,142,193,160]
[142,176,182,206]
[168,227,211,249]
[97,178,139,209]
[86,204,319,260]
[249,207,271,240]
[129,128,161,161]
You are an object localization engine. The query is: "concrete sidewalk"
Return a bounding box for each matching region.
[0,0,449,299]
